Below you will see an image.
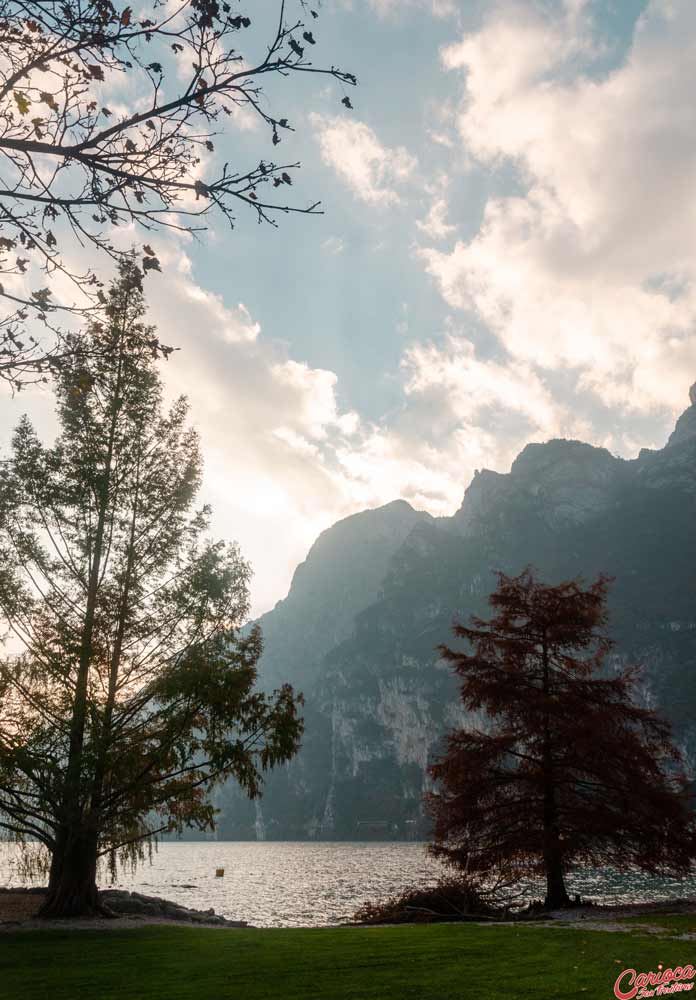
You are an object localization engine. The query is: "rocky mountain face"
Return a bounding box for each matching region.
[252,499,433,692]
[212,386,696,841]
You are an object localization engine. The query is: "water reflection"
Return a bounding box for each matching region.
[1,841,694,927]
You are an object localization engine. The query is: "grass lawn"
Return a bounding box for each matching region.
[0,921,694,1000]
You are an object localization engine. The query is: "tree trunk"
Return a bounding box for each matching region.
[541,634,571,910]
[543,837,570,909]
[38,827,106,919]
[51,324,129,920]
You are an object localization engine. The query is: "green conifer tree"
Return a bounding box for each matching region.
[0,261,302,917]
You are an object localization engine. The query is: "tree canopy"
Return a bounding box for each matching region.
[0,260,303,917]
[428,569,696,909]
[0,0,356,389]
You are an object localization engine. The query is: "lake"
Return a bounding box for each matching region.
[2,841,696,927]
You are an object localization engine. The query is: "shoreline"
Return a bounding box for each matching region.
[2,886,696,933]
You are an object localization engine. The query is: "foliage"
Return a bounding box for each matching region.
[0,260,303,916]
[352,876,507,924]
[0,0,356,388]
[427,569,696,909]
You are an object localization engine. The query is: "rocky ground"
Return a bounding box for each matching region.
[0,887,250,930]
[2,886,695,932]
[535,899,696,936]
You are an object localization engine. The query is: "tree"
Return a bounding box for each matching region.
[0,260,303,918]
[427,569,696,910]
[0,1,356,389]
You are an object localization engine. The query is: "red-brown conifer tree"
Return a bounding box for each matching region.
[428,569,696,909]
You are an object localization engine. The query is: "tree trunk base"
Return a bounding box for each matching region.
[543,890,572,910]
[37,885,112,920]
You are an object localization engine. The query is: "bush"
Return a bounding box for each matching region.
[352,877,505,925]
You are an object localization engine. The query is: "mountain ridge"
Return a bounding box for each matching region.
[211,386,696,841]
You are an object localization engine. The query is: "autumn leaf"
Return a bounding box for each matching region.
[143,244,156,256]
[40,91,58,111]
[302,31,316,44]
[289,39,304,58]
[342,96,353,110]
[121,6,132,27]
[31,288,53,310]
[13,91,30,115]
[87,64,104,81]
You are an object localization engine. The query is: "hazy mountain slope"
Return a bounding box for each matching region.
[254,500,433,692]
[213,386,696,841]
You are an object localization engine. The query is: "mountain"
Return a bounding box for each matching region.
[253,499,433,692]
[212,385,696,841]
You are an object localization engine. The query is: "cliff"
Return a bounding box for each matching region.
[212,385,696,840]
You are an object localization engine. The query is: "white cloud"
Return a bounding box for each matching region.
[311,114,417,205]
[146,248,582,611]
[421,0,696,425]
[324,333,578,519]
[4,236,533,618]
[416,198,457,241]
[8,0,696,619]
[366,0,457,18]
[321,236,346,255]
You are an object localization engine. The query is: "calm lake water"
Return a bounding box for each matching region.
[2,841,696,927]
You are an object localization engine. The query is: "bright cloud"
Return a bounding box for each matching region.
[416,198,457,241]
[311,114,417,205]
[365,0,457,18]
[6,0,696,619]
[421,0,696,422]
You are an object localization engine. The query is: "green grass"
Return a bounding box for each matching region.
[0,922,694,1000]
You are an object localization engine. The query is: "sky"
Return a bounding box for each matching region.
[3,0,696,617]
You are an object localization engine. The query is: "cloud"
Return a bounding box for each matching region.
[365,0,457,18]
[311,114,417,205]
[324,333,578,519]
[146,247,577,611]
[8,0,696,619]
[420,0,696,426]
[321,235,346,255]
[416,198,457,241]
[4,234,548,619]
[141,254,358,613]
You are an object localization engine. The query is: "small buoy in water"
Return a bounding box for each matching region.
[215,868,225,877]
